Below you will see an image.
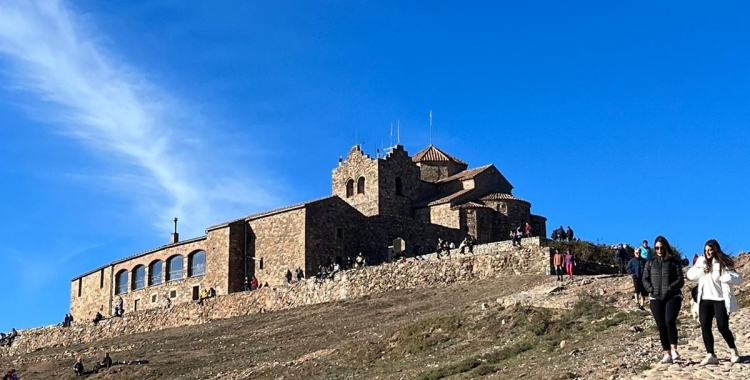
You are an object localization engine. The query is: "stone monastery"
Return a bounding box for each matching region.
[70,144,547,321]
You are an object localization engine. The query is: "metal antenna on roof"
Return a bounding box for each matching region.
[397,119,400,145]
[429,110,433,146]
[390,123,393,148]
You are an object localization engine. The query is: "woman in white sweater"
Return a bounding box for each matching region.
[687,239,743,365]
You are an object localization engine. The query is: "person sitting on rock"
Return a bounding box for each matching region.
[208,287,216,298]
[101,353,113,370]
[355,252,365,268]
[285,269,293,283]
[199,289,209,305]
[2,369,18,380]
[243,277,250,291]
[73,357,84,376]
[5,328,17,346]
[93,311,104,325]
[250,276,259,290]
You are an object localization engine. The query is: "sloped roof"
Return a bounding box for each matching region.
[414,188,475,207]
[412,145,467,165]
[452,201,493,210]
[435,164,493,183]
[480,192,530,204]
[206,195,336,232]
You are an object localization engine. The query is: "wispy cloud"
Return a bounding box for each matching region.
[0,1,281,236]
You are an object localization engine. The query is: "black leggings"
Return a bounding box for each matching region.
[699,300,736,354]
[650,296,682,351]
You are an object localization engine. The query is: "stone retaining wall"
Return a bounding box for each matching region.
[1,238,549,357]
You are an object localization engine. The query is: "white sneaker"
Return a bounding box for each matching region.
[700,354,719,365]
[660,354,673,364]
[671,350,681,361]
[731,348,740,363]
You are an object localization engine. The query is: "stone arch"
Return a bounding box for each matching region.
[166,255,184,281]
[357,176,365,194]
[345,179,354,198]
[115,269,128,295]
[188,250,206,277]
[395,176,403,196]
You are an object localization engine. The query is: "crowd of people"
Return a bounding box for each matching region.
[551,225,575,242]
[72,353,149,376]
[0,329,18,347]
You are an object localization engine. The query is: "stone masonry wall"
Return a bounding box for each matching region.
[304,197,367,273]
[2,238,549,358]
[429,203,460,229]
[249,208,306,287]
[377,145,421,218]
[70,238,208,322]
[332,146,380,216]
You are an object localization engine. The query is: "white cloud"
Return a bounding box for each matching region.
[0,0,281,237]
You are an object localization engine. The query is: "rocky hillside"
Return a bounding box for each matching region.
[2,248,748,379]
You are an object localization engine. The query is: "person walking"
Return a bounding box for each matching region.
[642,236,685,364]
[627,249,647,310]
[564,249,576,280]
[553,249,565,282]
[687,239,743,365]
[639,240,654,261]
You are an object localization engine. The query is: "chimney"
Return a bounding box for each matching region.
[171,217,179,244]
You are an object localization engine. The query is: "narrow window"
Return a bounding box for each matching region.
[134,299,140,312]
[151,294,157,303]
[192,286,200,301]
[170,290,177,298]
[77,278,82,297]
[345,179,354,198]
[100,269,104,289]
[259,257,264,270]
[395,177,403,196]
[357,177,365,194]
[335,227,344,239]
[188,250,206,277]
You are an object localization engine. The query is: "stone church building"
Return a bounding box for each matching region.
[70,144,546,320]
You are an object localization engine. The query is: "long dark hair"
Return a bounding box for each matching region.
[654,236,678,260]
[704,239,734,273]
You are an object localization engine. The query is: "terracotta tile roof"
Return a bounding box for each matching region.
[412,145,467,165]
[452,201,493,210]
[206,195,336,232]
[480,192,530,204]
[435,164,493,183]
[416,188,475,207]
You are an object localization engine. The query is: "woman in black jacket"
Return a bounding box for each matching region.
[642,235,685,364]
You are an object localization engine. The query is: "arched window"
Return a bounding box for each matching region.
[357,177,365,194]
[345,179,354,198]
[115,270,128,295]
[166,255,183,281]
[132,265,146,290]
[188,250,206,277]
[148,260,162,286]
[395,177,403,196]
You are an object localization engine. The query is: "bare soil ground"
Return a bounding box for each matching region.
[0,275,681,380]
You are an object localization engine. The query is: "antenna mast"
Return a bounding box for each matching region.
[429,110,433,145]
[390,123,393,148]
[397,119,401,145]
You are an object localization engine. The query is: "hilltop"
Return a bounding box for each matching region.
[2,244,750,379]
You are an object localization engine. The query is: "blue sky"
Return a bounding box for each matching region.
[1,1,748,329]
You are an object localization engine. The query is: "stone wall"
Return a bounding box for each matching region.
[304,197,368,273]
[70,237,209,322]
[429,203,460,229]
[3,239,550,358]
[332,146,380,216]
[376,145,421,218]
[249,208,307,287]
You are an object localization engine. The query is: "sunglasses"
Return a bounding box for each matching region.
[655,246,665,251]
